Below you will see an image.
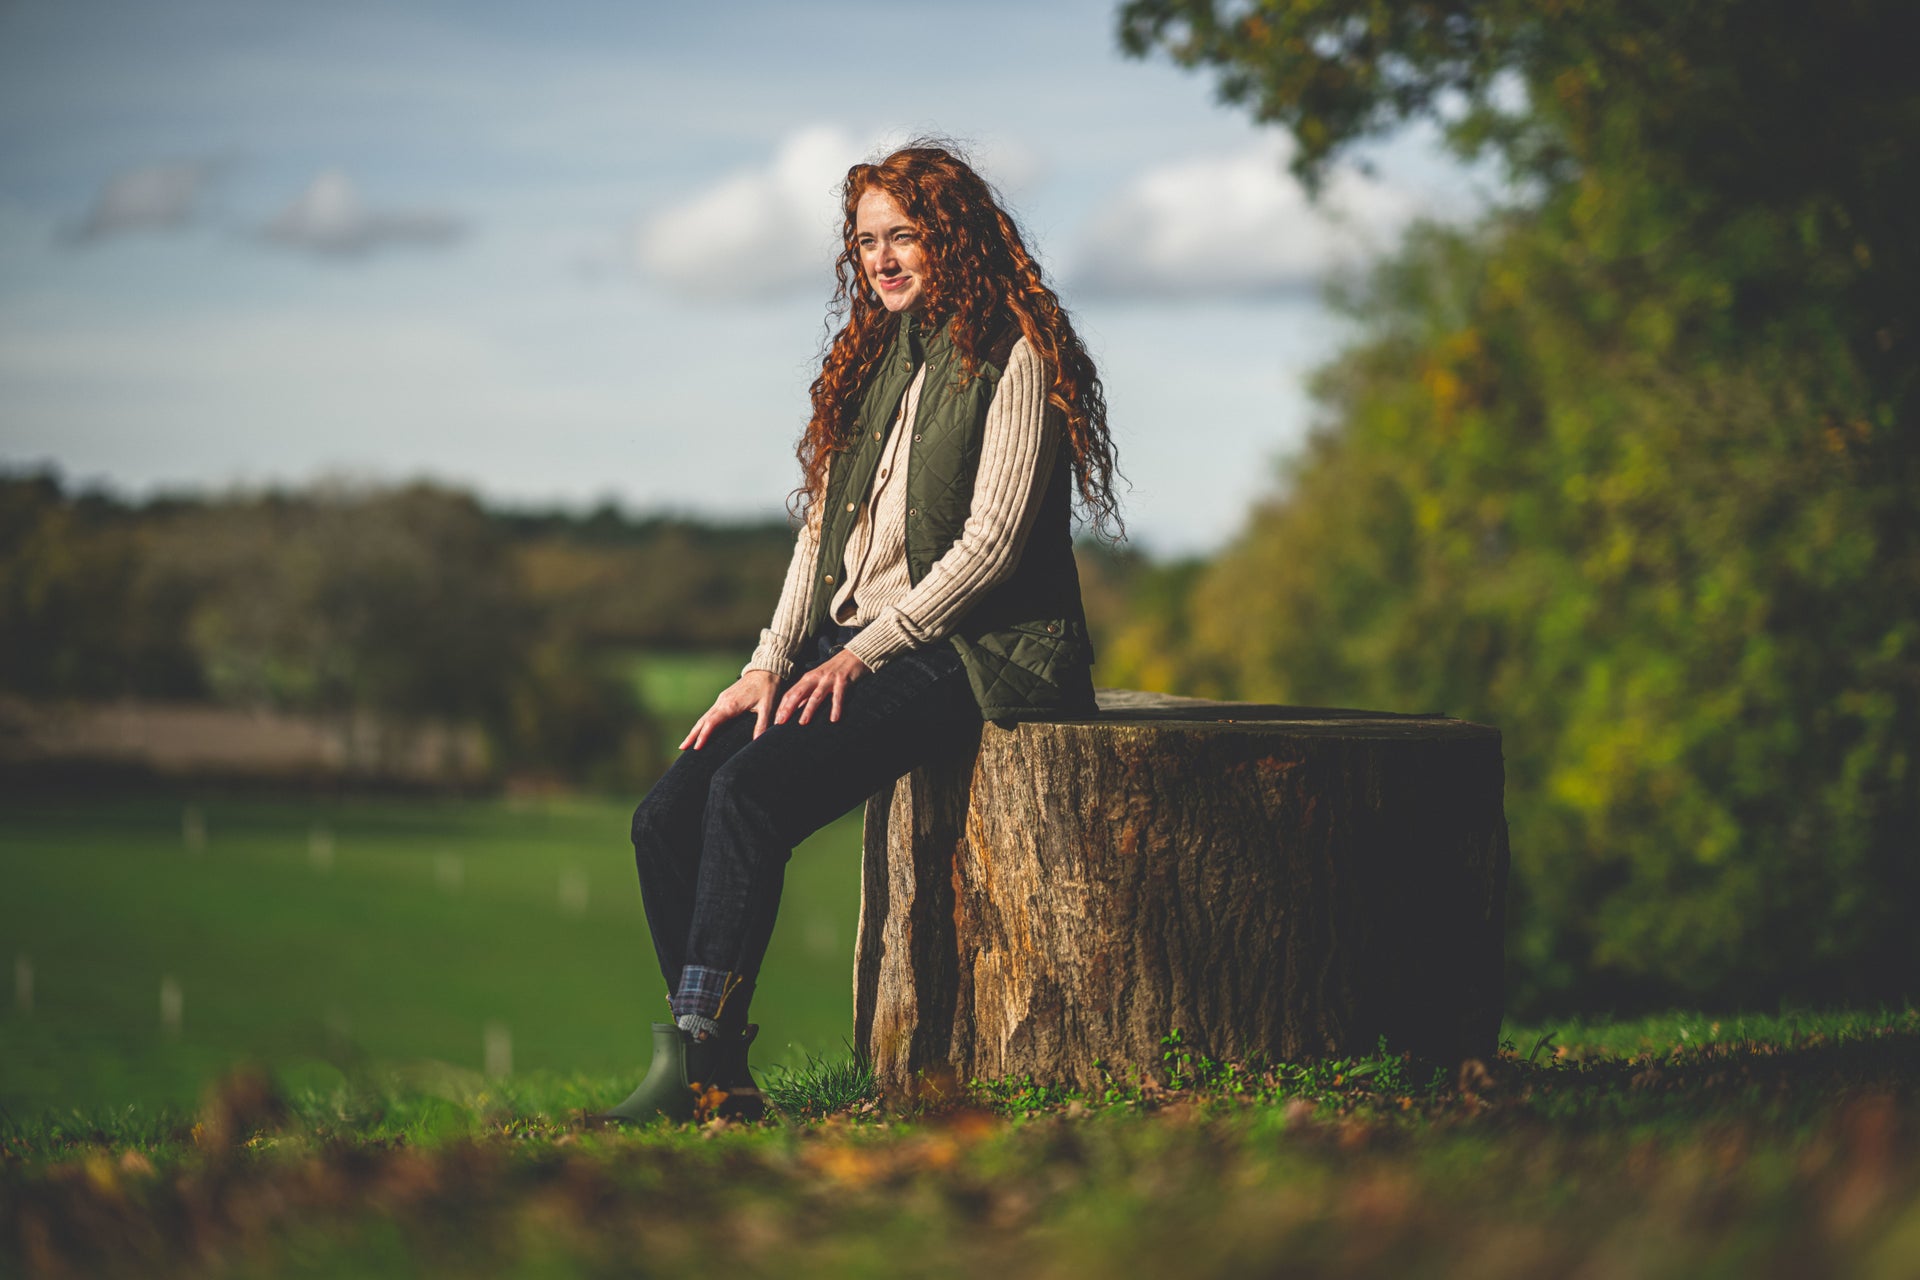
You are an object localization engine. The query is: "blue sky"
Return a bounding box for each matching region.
[0,0,1504,554]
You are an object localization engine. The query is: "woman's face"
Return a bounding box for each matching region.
[854,188,930,314]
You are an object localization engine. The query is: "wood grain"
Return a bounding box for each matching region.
[854,690,1510,1095]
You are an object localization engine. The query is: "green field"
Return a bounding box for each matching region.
[4,649,866,1119]
[5,729,1919,1277]
[623,650,752,728]
[4,790,1920,1276]
[621,648,754,758]
[0,790,865,1117]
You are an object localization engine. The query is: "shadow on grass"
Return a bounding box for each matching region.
[1467,1018,1920,1135]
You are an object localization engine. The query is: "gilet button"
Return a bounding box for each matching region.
[873,431,881,441]
[907,508,916,517]
[824,574,834,584]
[912,434,921,441]
[846,502,855,512]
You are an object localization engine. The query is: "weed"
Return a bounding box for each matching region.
[760,1046,875,1120]
[970,1074,1080,1118]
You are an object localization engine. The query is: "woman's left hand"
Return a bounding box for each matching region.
[776,649,871,726]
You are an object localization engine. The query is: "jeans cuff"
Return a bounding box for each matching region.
[671,964,742,1021]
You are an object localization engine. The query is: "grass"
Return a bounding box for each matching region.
[4,1006,1919,1277]
[6,1003,1915,1150]
[761,1045,878,1121]
[0,790,866,1116]
[1510,1007,1916,1059]
[6,773,1920,1276]
[621,648,750,757]
[623,650,750,726]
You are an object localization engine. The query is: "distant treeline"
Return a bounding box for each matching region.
[0,473,798,787]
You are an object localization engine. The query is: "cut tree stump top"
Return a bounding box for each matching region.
[1068,688,1502,738]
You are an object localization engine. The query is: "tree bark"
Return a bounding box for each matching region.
[853,690,1509,1096]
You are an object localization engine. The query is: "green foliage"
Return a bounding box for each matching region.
[1118,1,1920,1013]
[144,483,534,722]
[1075,539,1217,694]
[501,627,660,788]
[0,475,817,786]
[509,509,797,651]
[760,1046,878,1120]
[969,1073,1083,1119]
[0,473,203,699]
[964,1031,1449,1122]
[1173,217,1918,1012]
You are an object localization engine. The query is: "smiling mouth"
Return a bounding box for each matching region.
[878,276,912,290]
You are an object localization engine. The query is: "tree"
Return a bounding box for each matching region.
[0,471,202,700]
[1119,0,1920,1011]
[142,482,659,786]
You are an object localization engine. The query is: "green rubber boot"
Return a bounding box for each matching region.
[598,1022,718,1126]
[598,1023,769,1125]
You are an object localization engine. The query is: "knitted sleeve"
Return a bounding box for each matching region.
[741,494,823,681]
[844,336,1061,672]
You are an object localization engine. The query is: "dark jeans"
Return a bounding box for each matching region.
[630,622,981,1017]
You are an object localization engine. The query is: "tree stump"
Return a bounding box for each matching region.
[852,689,1509,1096]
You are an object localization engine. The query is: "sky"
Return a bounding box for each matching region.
[0,0,1506,556]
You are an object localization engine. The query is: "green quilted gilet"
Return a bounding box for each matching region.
[803,310,1096,723]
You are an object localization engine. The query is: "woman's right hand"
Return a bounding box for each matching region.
[681,669,780,751]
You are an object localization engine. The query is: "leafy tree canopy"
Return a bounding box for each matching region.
[1113,0,1919,1012]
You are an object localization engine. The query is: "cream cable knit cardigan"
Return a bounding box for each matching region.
[744,334,1062,678]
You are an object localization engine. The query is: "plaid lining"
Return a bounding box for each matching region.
[671,965,735,1021]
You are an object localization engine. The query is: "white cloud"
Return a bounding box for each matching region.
[62,159,229,244]
[633,126,870,299]
[628,128,1056,300]
[260,170,467,258]
[1068,141,1429,299]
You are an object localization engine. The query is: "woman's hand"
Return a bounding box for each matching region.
[681,669,779,751]
[776,649,870,726]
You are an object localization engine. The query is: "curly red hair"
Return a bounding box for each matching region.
[792,141,1124,542]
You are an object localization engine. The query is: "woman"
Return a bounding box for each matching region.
[602,141,1122,1124]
